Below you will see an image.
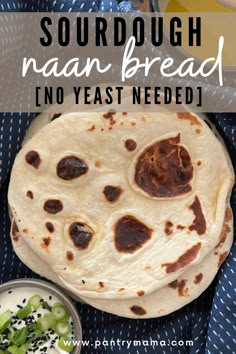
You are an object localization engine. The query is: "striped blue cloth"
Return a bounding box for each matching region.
[0,0,135,12]
[0,2,236,354]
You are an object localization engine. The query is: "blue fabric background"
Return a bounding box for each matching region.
[0,1,236,354]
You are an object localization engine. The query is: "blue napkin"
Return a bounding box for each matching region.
[0,2,236,354]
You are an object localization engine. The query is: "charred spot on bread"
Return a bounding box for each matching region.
[130,306,146,316]
[26,190,34,199]
[114,215,152,254]
[25,151,41,169]
[216,209,231,249]
[51,113,62,121]
[218,251,229,267]
[189,197,206,235]
[69,222,94,250]
[177,112,202,126]
[103,110,116,119]
[124,139,137,152]
[44,199,63,214]
[103,185,123,203]
[162,243,202,273]
[134,134,193,198]
[194,273,203,284]
[57,156,88,180]
[45,222,55,233]
[177,225,185,230]
[42,237,51,248]
[66,250,74,261]
[165,221,174,236]
[12,221,19,242]
[168,279,188,296]
[137,290,145,297]
[87,125,95,132]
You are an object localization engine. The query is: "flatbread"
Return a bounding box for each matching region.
[23,85,132,145]
[79,207,234,318]
[8,112,234,300]
[10,207,233,318]
[23,87,189,146]
[10,220,62,285]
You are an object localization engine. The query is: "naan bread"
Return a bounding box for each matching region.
[8,112,234,300]
[10,220,62,285]
[79,207,234,318]
[10,207,233,318]
[23,86,187,146]
[23,85,132,145]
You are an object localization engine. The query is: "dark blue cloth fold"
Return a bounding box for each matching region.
[0,0,135,12]
[0,2,235,354]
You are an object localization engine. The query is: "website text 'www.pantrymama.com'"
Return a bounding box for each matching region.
[64,338,194,350]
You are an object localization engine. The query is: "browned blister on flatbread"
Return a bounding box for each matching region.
[69,222,94,250]
[114,215,152,254]
[57,156,88,181]
[25,150,41,169]
[103,185,123,203]
[162,243,202,273]
[44,199,63,214]
[134,134,194,198]
[11,220,20,242]
[189,197,206,235]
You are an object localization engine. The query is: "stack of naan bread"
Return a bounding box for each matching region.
[8,97,234,318]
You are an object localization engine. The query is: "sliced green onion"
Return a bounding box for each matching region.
[33,325,43,338]
[8,344,28,354]
[28,295,42,310]
[16,304,33,320]
[41,301,51,311]
[54,322,72,336]
[7,345,21,354]
[0,349,7,354]
[0,310,12,332]
[19,344,29,354]
[58,336,75,352]
[51,303,69,322]
[12,327,28,346]
[36,313,55,332]
[0,299,74,353]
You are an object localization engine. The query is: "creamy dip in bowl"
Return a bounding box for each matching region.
[0,279,82,354]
